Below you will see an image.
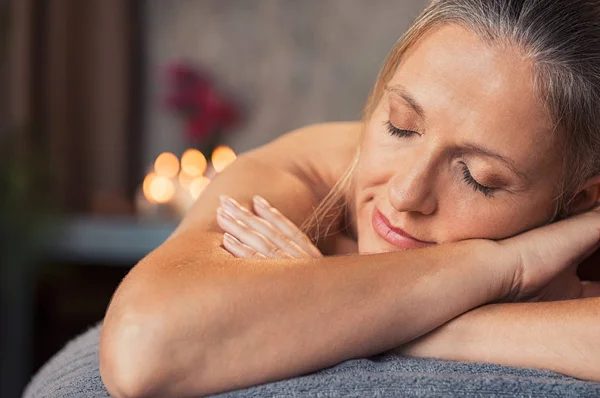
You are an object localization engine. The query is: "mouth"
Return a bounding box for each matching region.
[371,207,436,250]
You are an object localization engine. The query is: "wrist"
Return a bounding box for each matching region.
[462,239,518,303]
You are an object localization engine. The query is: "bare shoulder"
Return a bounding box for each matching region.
[249,121,362,197]
[173,121,361,242]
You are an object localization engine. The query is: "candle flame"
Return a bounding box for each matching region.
[211,146,237,172]
[142,172,157,199]
[154,152,180,178]
[143,173,175,203]
[181,149,207,177]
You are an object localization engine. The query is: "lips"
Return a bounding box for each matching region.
[371,207,435,249]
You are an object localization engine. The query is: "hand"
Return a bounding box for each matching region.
[216,194,323,259]
[500,206,600,302]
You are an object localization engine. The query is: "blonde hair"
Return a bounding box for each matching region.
[301,0,600,243]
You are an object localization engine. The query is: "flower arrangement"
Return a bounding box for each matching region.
[134,62,243,220]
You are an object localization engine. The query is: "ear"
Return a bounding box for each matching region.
[568,175,600,214]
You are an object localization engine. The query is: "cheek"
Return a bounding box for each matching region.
[356,129,402,186]
[355,152,391,191]
[437,194,554,241]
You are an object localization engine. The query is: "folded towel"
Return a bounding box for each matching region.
[24,323,600,397]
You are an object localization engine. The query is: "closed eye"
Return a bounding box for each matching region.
[460,162,494,197]
[384,120,496,198]
[385,121,420,138]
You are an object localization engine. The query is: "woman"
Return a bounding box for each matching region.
[100,0,600,396]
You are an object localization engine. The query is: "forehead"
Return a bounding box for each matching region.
[388,24,558,172]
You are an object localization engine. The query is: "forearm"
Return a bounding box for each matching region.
[100,232,510,397]
[392,298,600,382]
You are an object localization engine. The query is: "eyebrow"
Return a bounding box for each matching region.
[461,144,527,180]
[385,84,426,119]
[385,83,527,180]
[461,143,526,180]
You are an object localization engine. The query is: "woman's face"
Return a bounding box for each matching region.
[353,24,563,254]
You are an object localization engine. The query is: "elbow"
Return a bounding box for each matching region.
[99,309,171,398]
[98,252,233,396]
[98,263,171,398]
[98,278,220,397]
[99,278,213,398]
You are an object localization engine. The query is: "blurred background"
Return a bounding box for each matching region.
[0,0,429,396]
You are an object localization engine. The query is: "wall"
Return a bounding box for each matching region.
[143,0,429,164]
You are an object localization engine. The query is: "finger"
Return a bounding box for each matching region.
[217,207,293,259]
[252,195,322,257]
[222,232,266,259]
[220,196,309,258]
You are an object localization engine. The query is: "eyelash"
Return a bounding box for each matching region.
[385,121,495,197]
[460,162,494,197]
[385,121,418,138]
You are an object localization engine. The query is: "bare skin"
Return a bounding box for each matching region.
[211,24,600,389]
[352,25,563,254]
[99,25,600,398]
[100,122,600,398]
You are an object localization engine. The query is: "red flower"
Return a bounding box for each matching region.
[186,115,217,140]
[164,62,242,143]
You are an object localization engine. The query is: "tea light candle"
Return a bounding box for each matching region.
[136,172,178,220]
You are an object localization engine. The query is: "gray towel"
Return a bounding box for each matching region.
[24,323,600,397]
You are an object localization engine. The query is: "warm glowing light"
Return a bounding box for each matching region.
[189,176,211,199]
[181,149,207,177]
[143,174,175,203]
[142,172,157,200]
[178,170,194,189]
[211,146,237,172]
[154,152,179,178]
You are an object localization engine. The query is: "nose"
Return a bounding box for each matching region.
[388,158,438,216]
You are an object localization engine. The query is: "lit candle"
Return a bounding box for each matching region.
[136,171,178,220]
[136,147,237,220]
[181,149,207,177]
[209,145,237,178]
[154,152,180,178]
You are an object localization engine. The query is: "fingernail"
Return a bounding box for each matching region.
[226,196,247,212]
[217,207,235,221]
[220,198,237,213]
[223,232,240,245]
[253,195,270,209]
[220,195,243,211]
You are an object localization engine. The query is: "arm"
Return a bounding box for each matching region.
[102,235,504,398]
[214,187,600,383]
[389,297,600,382]
[99,126,512,397]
